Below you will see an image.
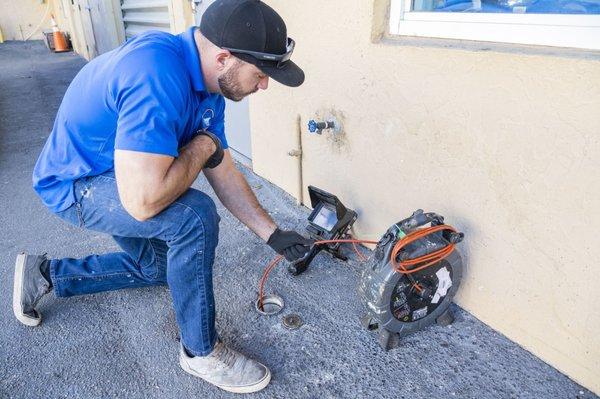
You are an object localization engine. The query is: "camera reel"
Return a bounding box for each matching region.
[358,210,464,350]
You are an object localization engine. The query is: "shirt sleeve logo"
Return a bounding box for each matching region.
[201,109,214,130]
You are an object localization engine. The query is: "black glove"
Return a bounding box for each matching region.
[196,129,224,169]
[267,228,314,262]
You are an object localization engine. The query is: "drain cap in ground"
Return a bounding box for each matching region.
[282,314,303,330]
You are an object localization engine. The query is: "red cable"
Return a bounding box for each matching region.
[352,241,367,262]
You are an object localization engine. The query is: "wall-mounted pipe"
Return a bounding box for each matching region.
[287,114,304,205]
[23,0,52,41]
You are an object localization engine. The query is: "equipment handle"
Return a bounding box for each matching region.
[287,245,320,275]
[395,209,446,232]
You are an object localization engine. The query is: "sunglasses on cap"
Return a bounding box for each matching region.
[222,37,295,69]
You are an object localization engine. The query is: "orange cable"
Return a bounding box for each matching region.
[258,225,458,310]
[352,241,367,262]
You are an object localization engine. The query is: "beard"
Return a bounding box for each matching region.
[218,61,258,102]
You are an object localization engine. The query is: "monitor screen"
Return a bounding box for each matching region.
[312,204,337,231]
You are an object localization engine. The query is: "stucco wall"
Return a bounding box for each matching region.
[249,0,600,393]
[0,0,53,41]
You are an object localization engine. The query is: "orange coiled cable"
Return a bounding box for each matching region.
[390,224,458,274]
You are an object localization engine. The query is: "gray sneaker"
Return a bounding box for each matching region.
[179,340,271,393]
[13,253,52,327]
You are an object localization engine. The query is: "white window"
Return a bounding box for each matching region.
[389,0,600,50]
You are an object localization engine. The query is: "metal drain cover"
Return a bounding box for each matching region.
[282,314,303,330]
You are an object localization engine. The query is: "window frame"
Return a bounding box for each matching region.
[389,0,600,50]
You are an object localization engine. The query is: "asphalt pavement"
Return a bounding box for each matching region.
[0,41,596,399]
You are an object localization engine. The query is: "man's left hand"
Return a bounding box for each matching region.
[267,228,314,262]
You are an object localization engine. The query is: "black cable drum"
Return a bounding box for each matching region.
[358,211,464,350]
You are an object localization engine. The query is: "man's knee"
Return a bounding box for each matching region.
[172,189,220,239]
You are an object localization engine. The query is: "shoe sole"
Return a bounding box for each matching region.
[13,253,42,327]
[179,355,271,394]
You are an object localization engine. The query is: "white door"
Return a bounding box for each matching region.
[193,0,253,165]
[87,0,121,54]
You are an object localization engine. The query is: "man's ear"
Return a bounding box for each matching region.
[215,50,232,71]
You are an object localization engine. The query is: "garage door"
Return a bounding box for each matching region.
[120,0,172,39]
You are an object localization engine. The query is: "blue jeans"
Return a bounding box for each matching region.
[50,172,220,356]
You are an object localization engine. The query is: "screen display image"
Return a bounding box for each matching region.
[312,204,338,231]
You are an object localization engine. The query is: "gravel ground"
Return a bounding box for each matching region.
[0,41,596,399]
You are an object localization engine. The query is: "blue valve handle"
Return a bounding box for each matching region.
[308,119,335,133]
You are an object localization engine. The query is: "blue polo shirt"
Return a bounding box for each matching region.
[33,27,227,213]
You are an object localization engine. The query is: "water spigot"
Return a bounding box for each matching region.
[308,119,336,134]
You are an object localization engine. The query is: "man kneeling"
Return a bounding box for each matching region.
[14,0,310,393]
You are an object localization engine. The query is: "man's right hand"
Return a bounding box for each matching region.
[195,130,224,169]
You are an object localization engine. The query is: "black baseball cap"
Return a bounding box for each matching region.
[200,0,304,87]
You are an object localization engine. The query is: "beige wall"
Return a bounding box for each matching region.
[0,0,53,41]
[250,0,600,394]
